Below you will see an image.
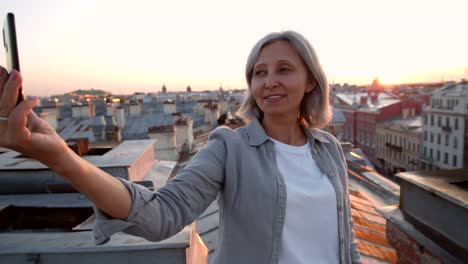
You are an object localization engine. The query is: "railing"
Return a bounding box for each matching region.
[385,142,403,152]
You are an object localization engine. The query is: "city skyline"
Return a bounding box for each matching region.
[1,0,467,96]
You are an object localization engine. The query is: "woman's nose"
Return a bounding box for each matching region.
[264,73,279,89]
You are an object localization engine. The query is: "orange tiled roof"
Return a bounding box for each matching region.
[349,188,398,263]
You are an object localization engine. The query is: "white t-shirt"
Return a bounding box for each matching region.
[270,137,339,264]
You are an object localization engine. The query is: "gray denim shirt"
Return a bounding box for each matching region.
[93,118,361,264]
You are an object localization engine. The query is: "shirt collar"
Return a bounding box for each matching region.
[245,118,330,147]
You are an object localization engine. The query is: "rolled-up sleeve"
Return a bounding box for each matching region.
[92,128,228,245]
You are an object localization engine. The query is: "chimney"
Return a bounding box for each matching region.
[172,112,182,123]
[56,102,61,120]
[175,117,194,153]
[66,138,89,156]
[71,104,93,119]
[115,107,125,128]
[71,105,82,119]
[147,125,179,161]
[370,94,378,105]
[163,100,176,114]
[129,102,141,116]
[104,116,121,142]
[90,115,106,142]
[88,103,96,118]
[204,104,211,123]
[106,104,114,116]
[402,108,409,119]
[360,96,368,105]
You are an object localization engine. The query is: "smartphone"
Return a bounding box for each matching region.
[3,13,24,104]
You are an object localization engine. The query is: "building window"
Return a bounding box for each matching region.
[445,134,449,146]
[444,152,448,164]
[437,150,440,161]
[454,137,458,148]
[438,116,441,126]
[424,131,427,140]
[430,114,434,126]
[424,147,427,156]
[453,155,457,167]
[424,115,427,125]
[430,148,433,159]
[455,118,459,130]
[430,133,434,143]
[437,134,441,145]
[446,116,450,127]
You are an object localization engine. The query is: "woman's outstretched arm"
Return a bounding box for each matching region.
[0,67,131,219]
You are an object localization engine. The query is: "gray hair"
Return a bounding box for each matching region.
[236,30,331,129]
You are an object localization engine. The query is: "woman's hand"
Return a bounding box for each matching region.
[0,66,68,169]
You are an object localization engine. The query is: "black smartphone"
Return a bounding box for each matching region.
[3,13,24,104]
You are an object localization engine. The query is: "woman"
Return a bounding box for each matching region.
[0,30,360,263]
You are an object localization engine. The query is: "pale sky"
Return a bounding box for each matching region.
[1,0,467,96]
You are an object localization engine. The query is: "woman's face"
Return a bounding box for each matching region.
[251,40,313,119]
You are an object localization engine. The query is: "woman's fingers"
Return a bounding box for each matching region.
[9,97,38,131]
[0,67,8,96]
[2,98,37,149]
[0,70,22,118]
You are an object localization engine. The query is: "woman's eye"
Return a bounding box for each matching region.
[280,67,291,72]
[254,70,266,76]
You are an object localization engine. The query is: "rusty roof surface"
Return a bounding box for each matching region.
[349,187,398,263]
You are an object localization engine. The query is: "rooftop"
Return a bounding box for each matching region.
[335,92,401,111]
[0,140,207,263]
[377,116,422,134]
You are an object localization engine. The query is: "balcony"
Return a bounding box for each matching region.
[419,156,433,164]
[442,125,452,133]
[385,142,403,152]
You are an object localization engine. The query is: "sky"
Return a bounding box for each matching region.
[1,0,467,96]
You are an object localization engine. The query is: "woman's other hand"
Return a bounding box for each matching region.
[0,66,68,169]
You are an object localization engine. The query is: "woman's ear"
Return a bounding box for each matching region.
[306,77,317,94]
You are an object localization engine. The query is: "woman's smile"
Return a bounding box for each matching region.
[264,94,287,102]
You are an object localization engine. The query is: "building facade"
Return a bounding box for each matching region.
[376,115,422,174]
[420,81,468,170]
[334,92,422,164]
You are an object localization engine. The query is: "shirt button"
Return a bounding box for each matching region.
[313,149,318,154]
[338,205,342,211]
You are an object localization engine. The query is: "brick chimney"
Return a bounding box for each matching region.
[360,96,368,106]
